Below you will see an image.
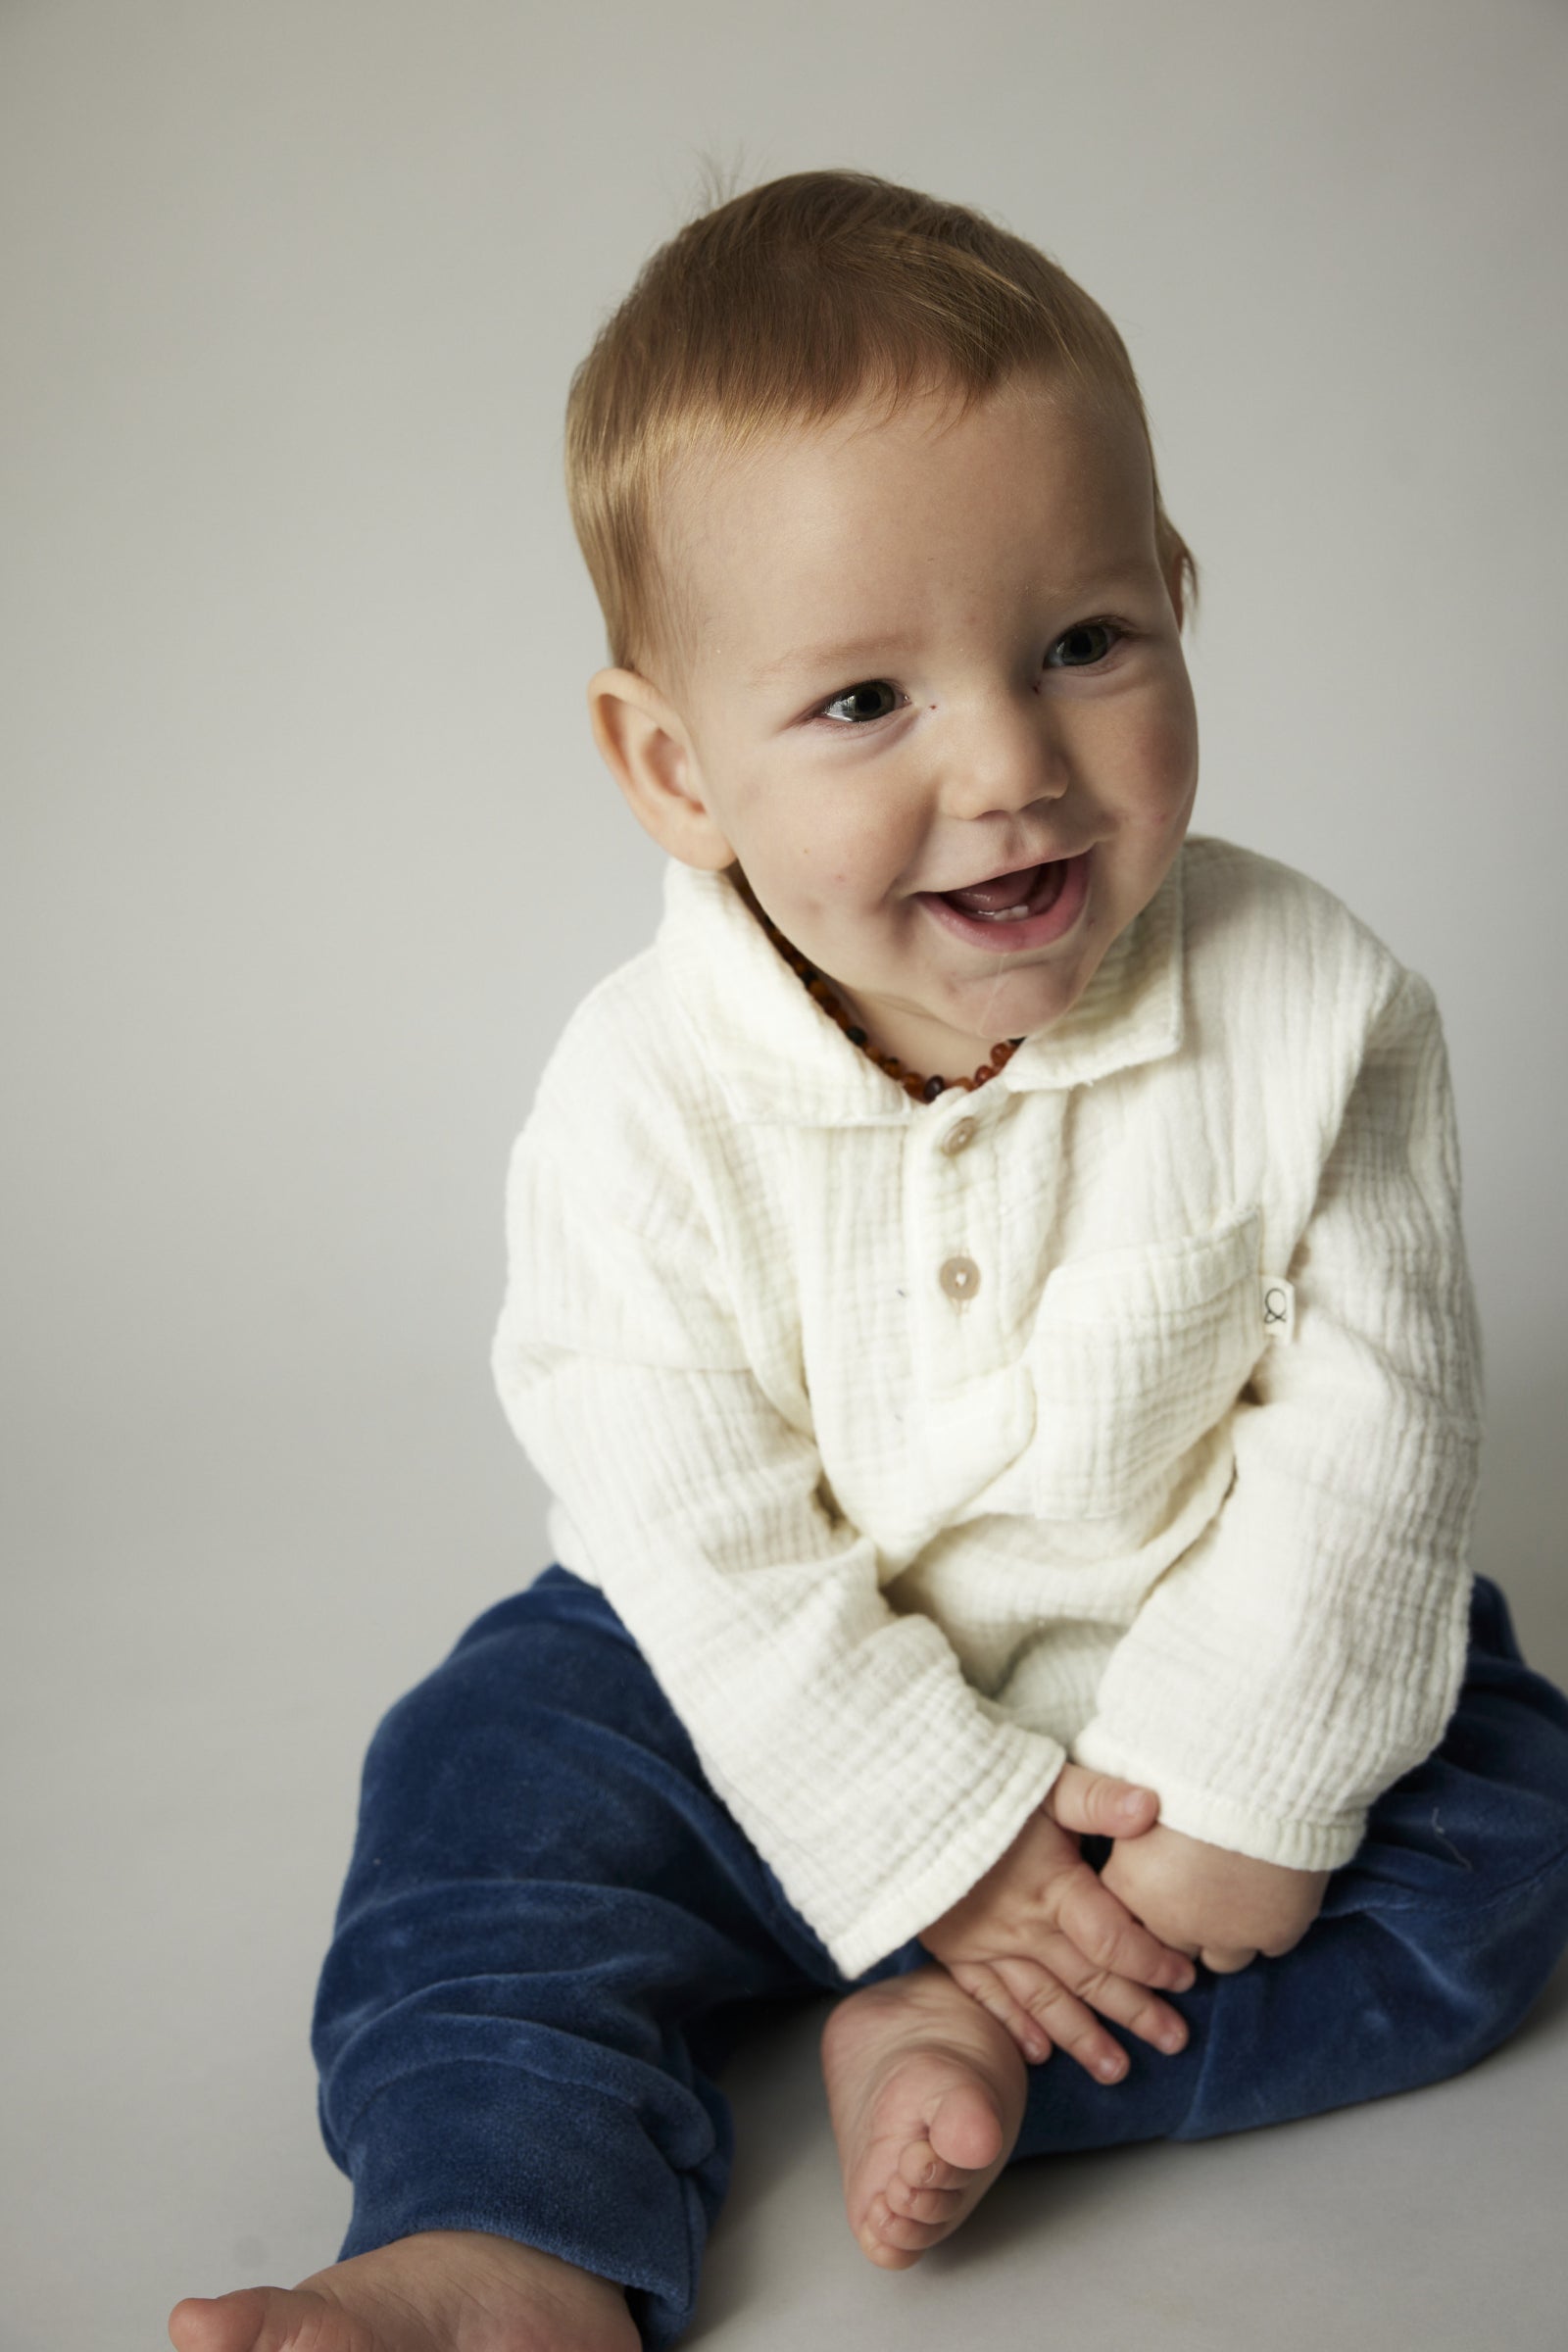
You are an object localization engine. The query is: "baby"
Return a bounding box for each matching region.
[170,168,1568,2352]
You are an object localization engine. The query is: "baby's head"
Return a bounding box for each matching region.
[568,168,1200,1085]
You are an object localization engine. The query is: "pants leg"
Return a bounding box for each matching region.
[312,1566,844,2350]
[315,1563,1568,2343]
[1004,1574,1568,2158]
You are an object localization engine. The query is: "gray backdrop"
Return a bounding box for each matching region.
[4,5,1566,2349]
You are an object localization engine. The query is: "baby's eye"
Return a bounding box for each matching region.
[1047,620,1121,668]
[816,679,903,727]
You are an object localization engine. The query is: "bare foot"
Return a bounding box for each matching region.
[820,1963,1028,2271]
[167,2227,641,2352]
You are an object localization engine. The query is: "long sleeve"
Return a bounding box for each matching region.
[1071,966,1485,1871]
[490,1054,1067,1979]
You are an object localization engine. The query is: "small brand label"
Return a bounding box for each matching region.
[1260,1275,1296,1341]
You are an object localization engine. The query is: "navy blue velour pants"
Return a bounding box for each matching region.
[313,1569,1568,2348]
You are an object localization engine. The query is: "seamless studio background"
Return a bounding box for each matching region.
[3,5,1567,2349]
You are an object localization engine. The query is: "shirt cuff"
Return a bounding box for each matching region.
[821,1733,1069,1979]
[1070,1725,1367,1872]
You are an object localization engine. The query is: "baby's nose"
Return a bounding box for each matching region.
[941,692,1072,818]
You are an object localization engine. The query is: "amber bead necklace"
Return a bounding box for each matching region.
[745,889,1025,1103]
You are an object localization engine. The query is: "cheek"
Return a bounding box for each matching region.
[770,815,861,910]
[1125,690,1200,822]
[809,799,910,894]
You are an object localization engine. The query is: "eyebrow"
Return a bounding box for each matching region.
[748,637,906,686]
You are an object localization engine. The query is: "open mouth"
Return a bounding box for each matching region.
[917,850,1091,948]
[935,859,1065,922]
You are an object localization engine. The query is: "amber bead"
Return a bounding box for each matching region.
[747,893,1022,1102]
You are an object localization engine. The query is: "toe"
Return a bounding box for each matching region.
[880,2213,943,2252]
[886,2173,962,2224]
[168,2297,221,2352]
[168,2286,312,2352]
[858,2203,921,2271]
[864,2190,939,2259]
[926,2082,1004,2174]
[896,2136,966,2193]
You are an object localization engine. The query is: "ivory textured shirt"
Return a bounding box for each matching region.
[492,833,1485,1978]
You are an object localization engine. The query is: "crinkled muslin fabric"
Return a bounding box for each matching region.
[490,836,1487,1974]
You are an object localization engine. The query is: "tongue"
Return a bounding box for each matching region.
[945,862,1044,914]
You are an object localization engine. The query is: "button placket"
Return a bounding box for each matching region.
[906,1108,1033,1509]
[933,1125,985,1317]
[905,1112,1007,1401]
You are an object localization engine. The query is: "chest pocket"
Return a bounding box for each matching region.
[1025,1205,1264,1521]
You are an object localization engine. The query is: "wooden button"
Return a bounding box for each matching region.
[939,1254,981,1301]
[940,1117,978,1156]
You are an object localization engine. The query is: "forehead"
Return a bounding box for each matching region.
[660,377,1156,686]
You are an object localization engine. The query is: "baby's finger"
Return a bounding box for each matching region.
[946,1961,1054,2065]
[1056,1865,1198,1991]
[1046,1761,1158,1840]
[988,1961,1133,2086]
[1200,1944,1257,1975]
[1020,1942,1191,2057]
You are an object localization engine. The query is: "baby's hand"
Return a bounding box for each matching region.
[1100,1821,1331,1974]
[919,1763,1197,2080]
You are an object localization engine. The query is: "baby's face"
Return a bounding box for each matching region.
[612,370,1199,1079]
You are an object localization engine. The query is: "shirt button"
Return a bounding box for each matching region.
[941,1117,978,1156]
[939,1254,981,1302]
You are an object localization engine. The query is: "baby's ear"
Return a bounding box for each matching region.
[585,667,736,871]
[1158,520,1196,632]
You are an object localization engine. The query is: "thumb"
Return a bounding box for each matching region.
[1046,1760,1159,1838]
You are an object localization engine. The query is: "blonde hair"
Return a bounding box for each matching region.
[564,164,1197,691]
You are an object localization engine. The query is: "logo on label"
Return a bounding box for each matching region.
[1260,1276,1296,1341]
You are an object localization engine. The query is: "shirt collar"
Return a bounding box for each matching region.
[656,846,1186,1127]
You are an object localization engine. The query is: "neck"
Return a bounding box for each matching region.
[729,866,1021,1103]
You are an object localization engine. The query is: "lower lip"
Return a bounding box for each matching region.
[916,850,1092,952]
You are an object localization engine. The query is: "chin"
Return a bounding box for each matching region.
[986,959,1085,1020]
